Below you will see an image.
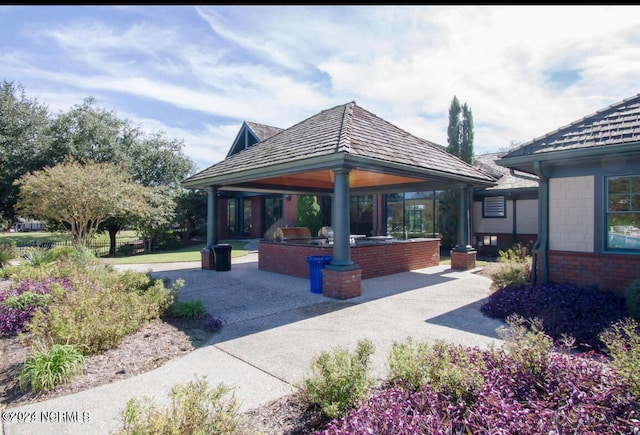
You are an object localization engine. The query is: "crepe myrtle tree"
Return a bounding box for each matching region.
[14,160,154,247]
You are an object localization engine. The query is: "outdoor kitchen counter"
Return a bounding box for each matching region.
[258,237,441,280]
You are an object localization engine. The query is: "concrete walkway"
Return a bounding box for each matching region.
[2,251,505,435]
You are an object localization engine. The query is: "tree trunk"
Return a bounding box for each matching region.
[106,222,123,256]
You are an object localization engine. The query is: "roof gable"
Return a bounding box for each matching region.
[226,121,284,157]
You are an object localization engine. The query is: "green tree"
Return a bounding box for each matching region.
[460,103,474,165]
[14,160,152,247]
[133,187,177,252]
[175,189,208,240]
[446,96,461,158]
[48,97,196,254]
[296,195,323,237]
[0,81,53,221]
[441,96,475,248]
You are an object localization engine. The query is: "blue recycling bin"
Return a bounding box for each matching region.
[307,255,333,294]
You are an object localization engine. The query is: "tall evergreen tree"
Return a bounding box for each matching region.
[441,96,475,248]
[460,103,474,164]
[446,96,462,158]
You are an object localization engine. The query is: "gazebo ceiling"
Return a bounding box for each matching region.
[182,102,497,193]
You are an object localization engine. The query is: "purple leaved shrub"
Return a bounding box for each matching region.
[318,348,638,434]
[0,278,72,337]
[481,283,628,352]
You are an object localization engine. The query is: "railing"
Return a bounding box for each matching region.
[13,229,191,257]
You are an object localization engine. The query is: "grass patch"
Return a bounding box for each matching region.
[105,241,250,264]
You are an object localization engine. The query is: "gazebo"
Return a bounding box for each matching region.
[182,102,496,298]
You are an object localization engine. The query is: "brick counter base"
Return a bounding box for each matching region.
[322,267,362,299]
[258,238,440,280]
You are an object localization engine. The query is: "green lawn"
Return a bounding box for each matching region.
[104,241,250,264]
[1,231,250,264]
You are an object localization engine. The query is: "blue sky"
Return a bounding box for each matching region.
[2,5,640,172]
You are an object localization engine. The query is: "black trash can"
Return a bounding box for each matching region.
[213,244,232,271]
[307,255,333,294]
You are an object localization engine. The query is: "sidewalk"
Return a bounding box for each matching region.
[2,252,504,435]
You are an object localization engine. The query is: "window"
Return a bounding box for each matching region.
[606,175,640,251]
[483,196,505,218]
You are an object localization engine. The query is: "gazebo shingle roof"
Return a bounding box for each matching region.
[183,102,496,192]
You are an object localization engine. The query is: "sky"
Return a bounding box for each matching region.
[2,5,640,173]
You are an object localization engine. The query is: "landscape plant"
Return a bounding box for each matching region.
[319,320,637,434]
[19,343,85,393]
[118,376,250,435]
[25,271,177,354]
[480,282,628,352]
[300,339,376,419]
[20,246,58,267]
[0,242,17,268]
[386,337,485,402]
[490,243,531,289]
[599,317,640,400]
[0,277,71,337]
[169,299,206,319]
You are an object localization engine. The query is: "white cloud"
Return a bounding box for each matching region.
[2,5,640,171]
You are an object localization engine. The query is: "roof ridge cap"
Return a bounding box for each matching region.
[335,102,355,153]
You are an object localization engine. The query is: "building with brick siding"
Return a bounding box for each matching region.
[497,93,640,294]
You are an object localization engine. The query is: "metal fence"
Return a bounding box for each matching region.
[15,229,190,258]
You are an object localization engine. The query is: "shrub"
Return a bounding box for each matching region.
[491,244,531,289]
[0,278,71,337]
[169,300,206,319]
[624,279,640,322]
[25,272,176,354]
[21,246,58,267]
[496,315,554,378]
[301,339,376,419]
[600,317,640,401]
[19,343,85,393]
[481,282,627,352]
[117,377,250,435]
[321,342,636,435]
[0,242,17,268]
[386,337,485,402]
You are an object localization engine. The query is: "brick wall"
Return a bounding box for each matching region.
[537,250,640,294]
[258,239,441,279]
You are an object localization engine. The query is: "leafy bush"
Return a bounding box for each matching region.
[320,342,636,434]
[491,243,531,289]
[169,300,206,319]
[481,282,627,352]
[0,242,17,268]
[25,271,176,354]
[301,339,375,419]
[0,278,71,337]
[19,343,85,393]
[497,315,554,378]
[624,279,640,322]
[386,337,485,402]
[600,317,640,401]
[117,377,250,435]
